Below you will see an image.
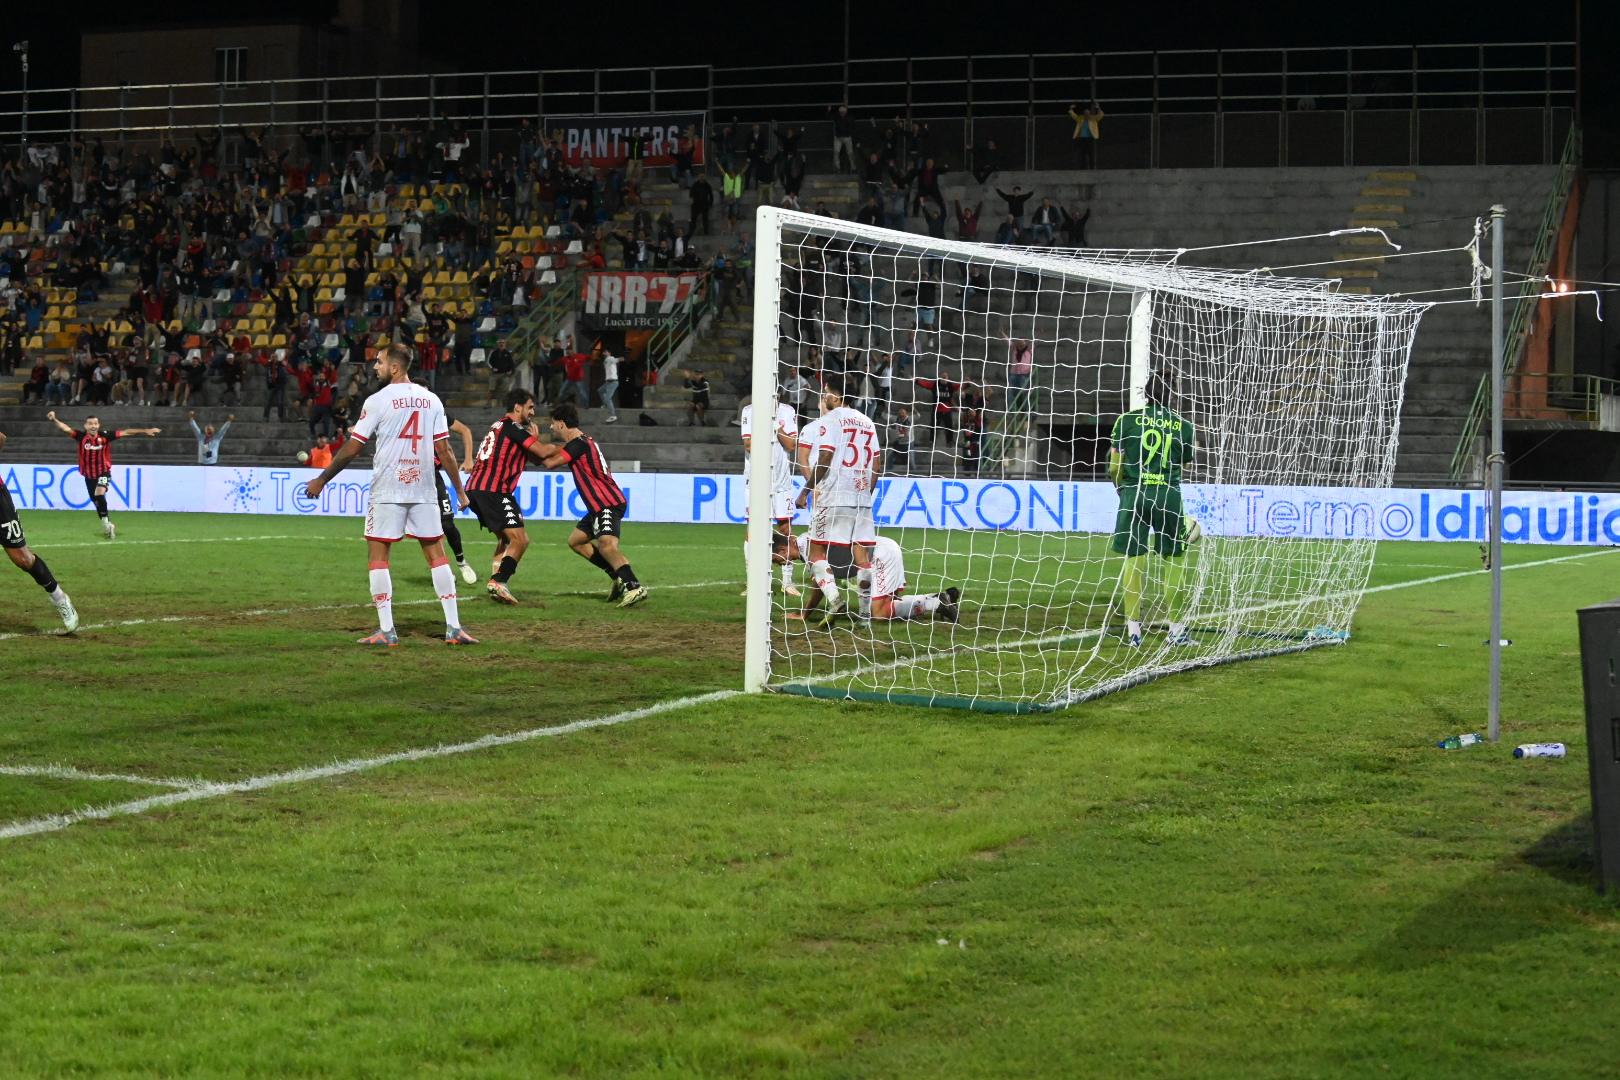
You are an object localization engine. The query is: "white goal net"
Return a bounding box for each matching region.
[743,207,1427,712]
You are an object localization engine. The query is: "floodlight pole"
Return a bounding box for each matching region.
[1487,204,1506,743]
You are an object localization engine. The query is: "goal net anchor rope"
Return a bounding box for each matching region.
[745,207,1428,712]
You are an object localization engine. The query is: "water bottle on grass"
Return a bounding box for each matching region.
[1436,733,1485,750]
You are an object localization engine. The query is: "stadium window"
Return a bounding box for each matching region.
[216,47,247,88]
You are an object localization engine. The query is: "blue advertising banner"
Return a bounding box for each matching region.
[4,464,1617,546]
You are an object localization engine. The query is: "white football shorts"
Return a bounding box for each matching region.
[809,503,876,547]
[364,500,443,543]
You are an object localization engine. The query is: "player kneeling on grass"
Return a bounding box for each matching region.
[536,402,647,608]
[777,531,959,622]
[0,431,79,633]
[465,389,554,605]
[304,342,478,646]
[1108,373,1196,648]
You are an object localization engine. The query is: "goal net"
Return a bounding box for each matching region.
[743,207,1427,712]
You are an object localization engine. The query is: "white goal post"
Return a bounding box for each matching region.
[744,205,1427,712]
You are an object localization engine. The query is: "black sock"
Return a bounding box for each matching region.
[93,495,108,517]
[492,555,518,583]
[588,551,615,577]
[442,516,464,561]
[614,563,640,588]
[26,555,57,593]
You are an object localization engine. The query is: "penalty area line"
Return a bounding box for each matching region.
[0,763,208,790]
[0,689,743,842]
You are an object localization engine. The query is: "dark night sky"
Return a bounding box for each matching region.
[1,0,1611,156]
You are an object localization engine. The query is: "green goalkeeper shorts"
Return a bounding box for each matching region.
[1111,483,1186,558]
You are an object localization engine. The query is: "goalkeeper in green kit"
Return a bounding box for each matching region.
[1108,375,1197,648]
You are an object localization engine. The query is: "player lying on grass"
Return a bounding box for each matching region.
[45,411,161,539]
[0,431,79,633]
[533,402,647,608]
[303,343,478,646]
[774,531,959,622]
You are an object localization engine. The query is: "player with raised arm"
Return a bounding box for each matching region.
[0,430,79,633]
[535,402,647,608]
[739,394,801,597]
[46,411,161,539]
[436,413,479,584]
[465,389,552,605]
[776,530,959,623]
[797,381,882,626]
[1108,373,1197,648]
[304,342,477,646]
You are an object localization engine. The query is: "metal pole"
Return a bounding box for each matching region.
[1488,203,1506,743]
[18,42,28,148]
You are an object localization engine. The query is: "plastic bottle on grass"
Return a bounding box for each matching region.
[1513,743,1566,759]
[1436,733,1485,750]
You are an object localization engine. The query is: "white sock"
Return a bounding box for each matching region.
[369,567,395,632]
[894,594,940,620]
[1169,621,1187,637]
[810,559,839,605]
[431,561,461,629]
[1127,619,1143,638]
[780,559,794,587]
[857,569,873,617]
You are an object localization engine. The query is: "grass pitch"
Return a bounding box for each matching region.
[0,510,1616,1078]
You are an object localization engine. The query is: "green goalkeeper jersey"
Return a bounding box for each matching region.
[1110,404,1195,487]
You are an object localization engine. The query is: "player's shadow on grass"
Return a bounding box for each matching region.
[1365,815,1609,973]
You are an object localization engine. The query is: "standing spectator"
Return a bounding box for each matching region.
[688,172,715,237]
[887,406,913,474]
[487,338,516,405]
[625,129,646,187]
[681,368,712,427]
[562,345,590,408]
[830,105,856,174]
[188,411,234,464]
[308,363,336,439]
[262,352,290,420]
[1068,102,1105,169]
[996,185,1035,225]
[1061,204,1092,247]
[955,199,982,241]
[971,139,999,185]
[596,342,620,423]
[909,158,948,217]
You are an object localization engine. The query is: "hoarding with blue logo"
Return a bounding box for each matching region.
[3,463,1616,546]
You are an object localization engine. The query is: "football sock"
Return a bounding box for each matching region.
[1163,555,1187,636]
[92,495,108,518]
[894,594,940,620]
[588,550,616,577]
[780,560,794,588]
[492,555,518,583]
[856,568,873,617]
[368,563,395,633]
[25,555,57,592]
[810,559,839,605]
[1122,555,1146,629]
[430,560,461,628]
[442,517,465,561]
[613,563,641,589]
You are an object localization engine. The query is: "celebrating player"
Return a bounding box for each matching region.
[304,342,477,646]
[796,381,881,625]
[436,414,479,584]
[776,531,960,622]
[1108,373,1196,648]
[537,402,647,607]
[464,389,550,605]
[0,431,79,633]
[46,411,161,539]
[738,394,800,597]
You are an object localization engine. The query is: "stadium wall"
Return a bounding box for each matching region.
[3,464,1617,546]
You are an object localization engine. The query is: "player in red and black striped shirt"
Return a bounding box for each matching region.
[47,411,162,539]
[465,389,553,604]
[537,402,646,607]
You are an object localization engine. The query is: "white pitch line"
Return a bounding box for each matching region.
[0,763,205,790]
[0,689,742,841]
[39,534,340,550]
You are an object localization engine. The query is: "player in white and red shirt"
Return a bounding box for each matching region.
[739,396,801,597]
[305,342,477,646]
[794,380,881,625]
[775,531,960,623]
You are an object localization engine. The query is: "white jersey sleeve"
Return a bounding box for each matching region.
[356,383,449,504]
[772,402,800,494]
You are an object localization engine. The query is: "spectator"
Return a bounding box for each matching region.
[47,359,72,405]
[887,406,913,474]
[487,338,516,405]
[562,344,590,408]
[996,185,1034,225]
[856,195,882,228]
[908,158,948,217]
[1061,204,1092,247]
[830,105,856,174]
[189,410,234,464]
[1068,102,1105,169]
[308,363,336,439]
[955,199,982,241]
[681,367,712,426]
[971,139,999,185]
[1031,198,1063,245]
[689,172,715,237]
[994,215,1023,246]
[596,341,620,424]
[20,358,48,404]
[262,352,290,420]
